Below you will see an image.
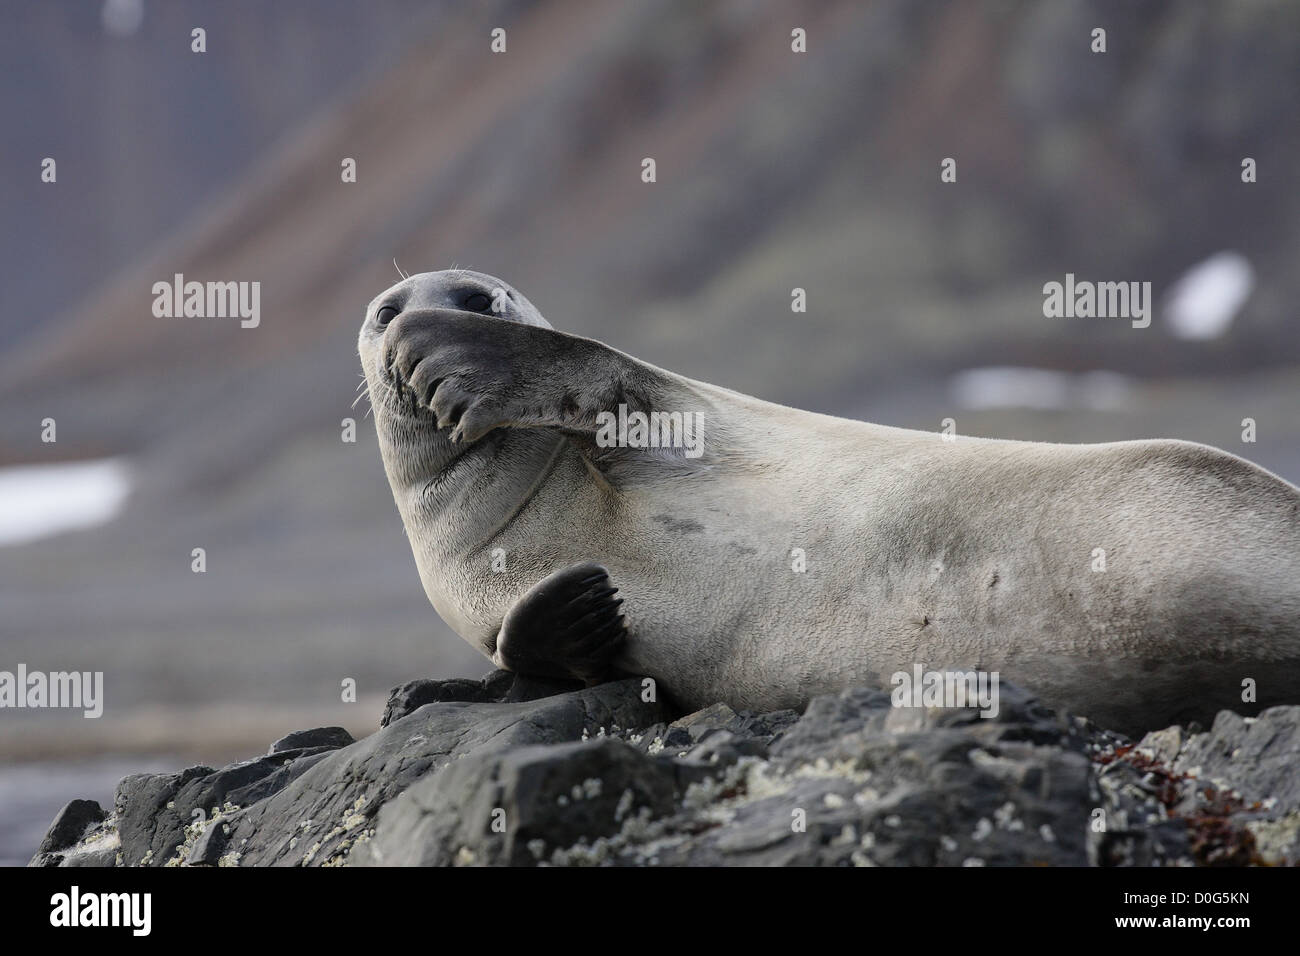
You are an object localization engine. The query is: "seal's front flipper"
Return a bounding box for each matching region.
[382,309,715,477]
[491,562,627,684]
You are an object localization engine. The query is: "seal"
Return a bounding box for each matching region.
[359,268,1300,733]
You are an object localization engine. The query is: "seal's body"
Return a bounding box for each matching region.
[360,270,1300,733]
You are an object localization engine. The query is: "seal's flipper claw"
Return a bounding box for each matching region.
[454,400,503,444]
[492,562,627,684]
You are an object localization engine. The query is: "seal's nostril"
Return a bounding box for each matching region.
[376,305,400,327]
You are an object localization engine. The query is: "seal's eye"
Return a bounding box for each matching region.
[376,305,400,326]
[464,292,493,313]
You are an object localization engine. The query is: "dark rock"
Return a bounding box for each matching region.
[670,702,741,737]
[380,678,490,726]
[356,681,1094,866]
[620,722,668,755]
[112,765,212,866]
[31,673,1300,867]
[172,681,660,868]
[1168,708,1300,817]
[1089,706,1300,866]
[661,726,692,750]
[680,729,771,767]
[187,810,242,866]
[768,688,893,760]
[36,799,105,855]
[1089,758,1192,866]
[355,737,688,865]
[666,702,799,750]
[379,669,573,726]
[223,750,336,808]
[268,727,355,755]
[653,684,1094,866]
[736,709,801,739]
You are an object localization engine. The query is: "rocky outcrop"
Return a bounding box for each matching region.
[30,674,1300,867]
[1092,708,1300,866]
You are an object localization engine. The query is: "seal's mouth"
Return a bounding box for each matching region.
[374,309,495,436]
[365,358,441,428]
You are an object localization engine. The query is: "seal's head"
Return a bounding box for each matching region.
[359,269,548,454]
[359,268,549,382]
[358,267,559,492]
[359,269,568,627]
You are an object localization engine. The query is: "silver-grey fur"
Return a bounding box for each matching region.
[360,269,1300,733]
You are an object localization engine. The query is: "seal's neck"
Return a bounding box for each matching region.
[377,411,565,555]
